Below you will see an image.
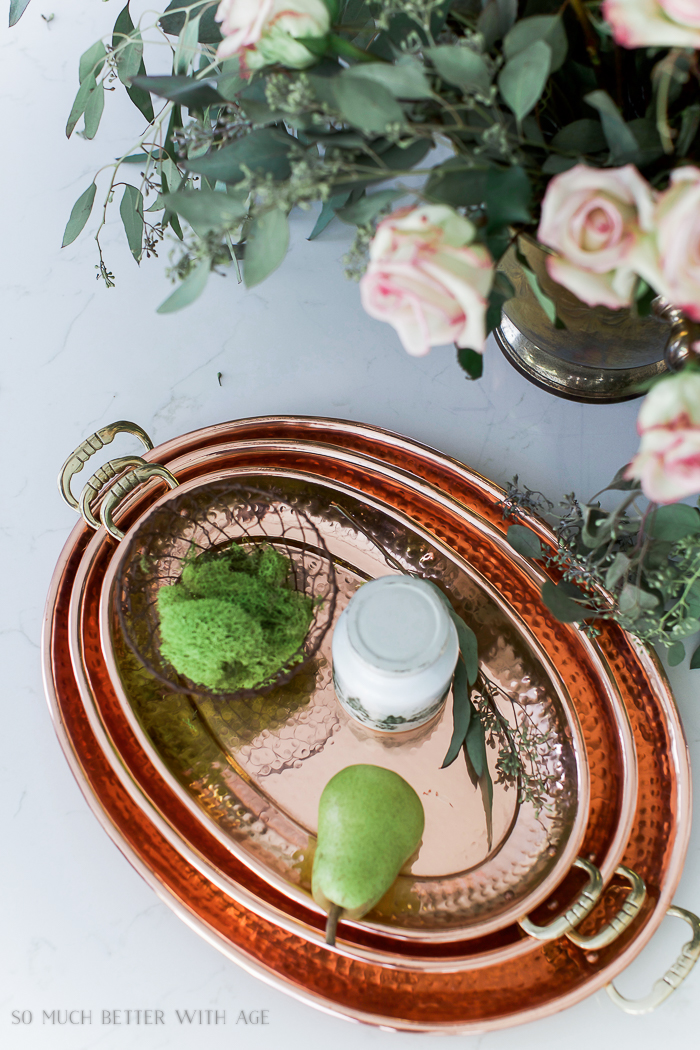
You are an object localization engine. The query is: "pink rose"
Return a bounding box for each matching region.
[216,0,331,71]
[655,167,700,322]
[359,205,494,356]
[625,371,700,503]
[537,164,661,309]
[603,0,700,49]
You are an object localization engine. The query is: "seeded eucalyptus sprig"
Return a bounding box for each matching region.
[503,474,700,669]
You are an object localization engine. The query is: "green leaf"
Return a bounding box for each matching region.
[441,658,471,769]
[186,128,295,185]
[79,41,107,84]
[484,166,531,231]
[428,45,492,95]
[336,189,404,226]
[120,185,144,262]
[498,40,551,123]
[678,103,700,157]
[66,75,96,139]
[9,0,30,26]
[113,4,143,84]
[507,523,543,560]
[61,183,97,247]
[174,10,202,74]
[83,81,105,140]
[457,346,484,380]
[157,257,210,313]
[159,0,222,44]
[541,579,590,622]
[667,641,686,667]
[244,208,290,288]
[478,0,517,49]
[425,160,488,208]
[332,77,405,134]
[551,119,606,155]
[308,192,351,240]
[163,189,247,233]
[648,504,700,541]
[126,59,155,122]
[465,705,487,779]
[690,642,700,670]
[584,90,639,165]
[522,264,557,324]
[618,582,659,615]
[504,15,567,72]
[605,552,630,590]
[342,58,432,100]
[130,74,222,110]
[449,610,479,686]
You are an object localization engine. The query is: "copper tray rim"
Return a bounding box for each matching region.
[41,415,693,1033]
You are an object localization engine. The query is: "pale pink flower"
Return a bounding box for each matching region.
[216,0,330,71]
[655,167,700,322]
[603,0,700,49]
[626,371,700,502]
[537,164,661,309]
[359,205,494,356]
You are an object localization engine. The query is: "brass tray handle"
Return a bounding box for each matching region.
[606,906,700,1015]
[58,421,154,511]
[101,464,179,540]
[519,858,604,941]
[79,456,151,529]
[567,865,647,950]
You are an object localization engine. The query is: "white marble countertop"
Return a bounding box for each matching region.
[2,4,699,1047]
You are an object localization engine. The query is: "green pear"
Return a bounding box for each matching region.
[312,764,425,945]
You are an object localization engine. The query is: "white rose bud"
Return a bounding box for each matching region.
[359,205,494,357]
[655,167,700,322]
[603,0,700,49]
[216,0,331,72]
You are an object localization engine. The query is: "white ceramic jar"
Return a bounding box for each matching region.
[332,576,460,732]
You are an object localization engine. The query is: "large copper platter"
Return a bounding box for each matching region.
[44,417,691,1030]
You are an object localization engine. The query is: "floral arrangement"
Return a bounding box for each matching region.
[14,0,700,664]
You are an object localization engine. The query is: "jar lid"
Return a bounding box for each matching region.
[346,576,451,675]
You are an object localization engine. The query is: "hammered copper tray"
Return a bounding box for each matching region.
[44,417,691,1031]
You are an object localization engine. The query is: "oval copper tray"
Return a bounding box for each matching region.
[43,416,691,1030]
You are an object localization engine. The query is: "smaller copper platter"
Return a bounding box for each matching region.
[44,416,691,1032]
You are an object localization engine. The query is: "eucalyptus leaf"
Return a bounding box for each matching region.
[478,0,517,49]
[157,257,210,313]
[428,45,492,95]
[66,76,96,139]
[9,0,31,27]
[504,15,567,72]
[648,504,700,541]
[332,77,405,134]
[425,161,488,208]
[507,523,543,560]
[83,81,105,140]
[336,189,404,226]
[448,609,479,686]
[484,165,531,231]
[175,10,202,74]
[244,208,290,288]
[542,156,577,174]
[120,184,144,262]
[678,103,700,157]
[690,642,700,670]
[159,0,222,43]
[130,74,222,110]
[584,91,639,164]
[308,192,351,239]
[667,641,686,667]
[62,183,97,247]
[522,264,557,324]
[551,119,606,155]
[441,657,471,769]
[186,128,294,185]
[457,346,484,380]
[498,40,551,122]
[164,189,247,233]
[342,58,432,100]
[113,4,143,84]
[465,705,487,779]
[618,583,659,615]
[541,579,590,622]
[126,60,155,122]
[79,41,107,84]
[605,552,630,590]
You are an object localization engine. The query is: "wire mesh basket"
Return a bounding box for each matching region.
[114,479,338,703]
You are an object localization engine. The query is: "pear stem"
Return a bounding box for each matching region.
[325,903,344,946]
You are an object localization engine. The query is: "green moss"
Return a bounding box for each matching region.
[158,543,314,692]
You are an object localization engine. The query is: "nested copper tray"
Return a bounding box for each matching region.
[44,416,691,1031]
